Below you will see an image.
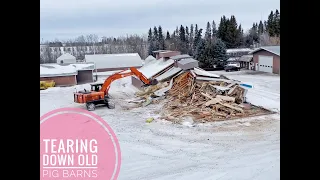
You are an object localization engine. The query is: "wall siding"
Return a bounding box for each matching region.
[40,75,77,86]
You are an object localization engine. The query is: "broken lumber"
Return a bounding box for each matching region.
[205,98,222,106]
[216,95,235,102]
[218,102,244,113]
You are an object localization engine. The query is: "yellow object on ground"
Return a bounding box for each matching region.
[146,117,154,123]
[40,80,55,90]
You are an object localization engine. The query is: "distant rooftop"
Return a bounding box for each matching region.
[249,46,280,56]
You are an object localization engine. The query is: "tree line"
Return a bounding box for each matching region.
[40,9,279,66]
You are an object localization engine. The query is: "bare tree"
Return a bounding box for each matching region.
[260,33,280,46]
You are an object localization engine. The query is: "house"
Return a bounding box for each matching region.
[40,63,95,86]
[56,53,76,64]
[85,53,143,72]
[249,46,280,74]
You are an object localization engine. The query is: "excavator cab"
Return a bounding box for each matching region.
[90,83,103,92]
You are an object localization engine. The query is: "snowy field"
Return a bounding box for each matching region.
[40,70,280,180]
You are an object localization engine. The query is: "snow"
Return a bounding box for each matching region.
[70,63,94,70]
[155,67,182,81]
[138,58,175,79]
[57,53,76,61]
[144,55,156,64]
[40,64,77,77]
[40,70,279,180]
[95,70,124,76]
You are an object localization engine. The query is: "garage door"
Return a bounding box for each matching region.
[258,55,273,73]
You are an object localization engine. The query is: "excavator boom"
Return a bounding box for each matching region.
[74,67,157,111]
[100,67,153,96]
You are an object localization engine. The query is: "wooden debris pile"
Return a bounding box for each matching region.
[162,72,259,122]
[135,81,169,99]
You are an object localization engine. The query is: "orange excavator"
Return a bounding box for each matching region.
[74,67,158,111]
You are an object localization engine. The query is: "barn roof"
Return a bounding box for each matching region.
[85,53,143,69]
[249,46,280,56]
[40,64,77,77]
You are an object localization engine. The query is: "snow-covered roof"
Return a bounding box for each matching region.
[249,46,280,56]
[57,53,76,61]
[226,48,252,53]
[144,55,156,64]
[155,67,182,81]
[138,57,174,79]
[178,58,198,65]
[238,55,253,62]
[70,63,95,71]
[85,53,143,69]
[40,64,77,77]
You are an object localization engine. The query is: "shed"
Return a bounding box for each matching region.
[249,46,280,74]
[57,53,76,64]
[85,53,143,72]
[40,64,77,86]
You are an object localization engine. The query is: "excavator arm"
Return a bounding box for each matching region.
[99,67,157,96]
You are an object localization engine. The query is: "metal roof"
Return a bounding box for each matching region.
[249,46,280,56]
[85,53,143,69]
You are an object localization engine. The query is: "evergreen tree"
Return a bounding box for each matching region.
[194,38,207,67]
[212,38,227,65]
[153,26,159,50]
[147,28,154,55]
[274,9,280,36]
[185,26,190,54]
[193,28,203,58]
[205,21,212,41]
[237,24,244,47]
[258,20,264,34]
[178,25,187,53]
[218,16,227,40]
[224,15,239,48]
[166,31,170,40]
[158,26,165,50]
[193,24,199,54]
[264,21,268,32]
[189,24,194,55]
[212,20,217,37]
[267,11,275,36]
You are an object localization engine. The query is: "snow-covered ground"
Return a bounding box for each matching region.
[40,70,280,180]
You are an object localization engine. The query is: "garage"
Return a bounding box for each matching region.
[249,46,280,74]
[258,55,273,73]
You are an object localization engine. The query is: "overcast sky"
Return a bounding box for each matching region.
[40,0,280,42]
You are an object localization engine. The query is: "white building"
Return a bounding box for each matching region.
[56,53,77,64]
